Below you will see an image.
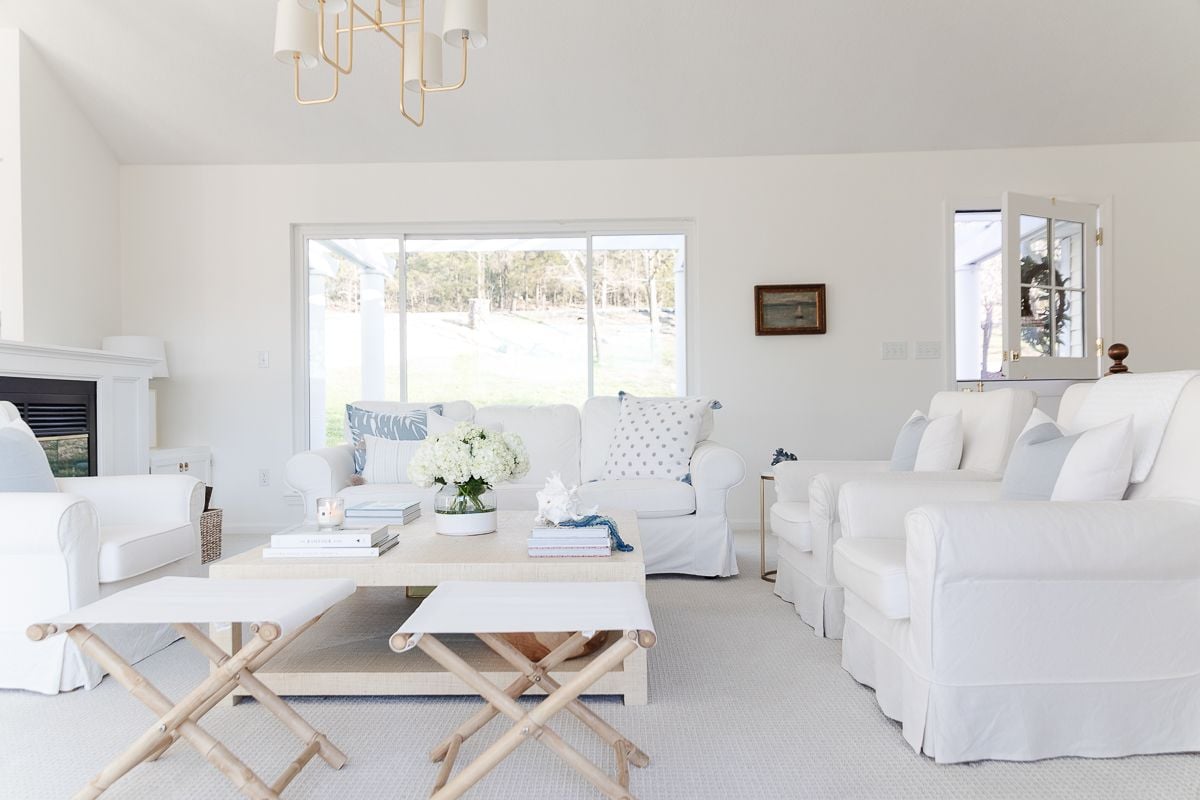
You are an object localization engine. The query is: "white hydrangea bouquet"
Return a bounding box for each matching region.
[409,422,530,535]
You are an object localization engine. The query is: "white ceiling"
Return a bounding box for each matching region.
[3,0,1199,165]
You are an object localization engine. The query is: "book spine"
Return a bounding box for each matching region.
[527,550,613,558]
[270,534,373,548]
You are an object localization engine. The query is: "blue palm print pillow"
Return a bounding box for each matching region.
[345,404,441,473]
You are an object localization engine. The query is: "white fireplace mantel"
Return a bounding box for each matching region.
[0,339,158,475]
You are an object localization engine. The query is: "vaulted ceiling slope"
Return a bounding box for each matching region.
[2,0,1198,165]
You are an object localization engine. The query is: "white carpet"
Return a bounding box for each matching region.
[1,532,1198,799]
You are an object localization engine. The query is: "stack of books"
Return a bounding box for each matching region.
[263,524,398,559]
[346,500,421,525]
[527,525,612,558]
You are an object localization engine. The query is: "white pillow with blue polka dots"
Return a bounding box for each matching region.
[601,394,710,481]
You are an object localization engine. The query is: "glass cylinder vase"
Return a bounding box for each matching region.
[433,482,497,536]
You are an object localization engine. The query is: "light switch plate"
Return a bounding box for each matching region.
[915,341,942,359]
[881,341,908,360]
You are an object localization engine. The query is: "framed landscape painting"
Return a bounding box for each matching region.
[754,284,826,335]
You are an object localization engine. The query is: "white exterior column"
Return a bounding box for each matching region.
[360,271,386,400]
[309,273,328,447]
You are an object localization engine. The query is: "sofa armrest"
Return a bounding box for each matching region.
[904,499,1200,685]
[56,475,203,526]
[0,494,101,622]
[690,440,746,516]
[772,459,887,502]
[838,479,1002,540]
[285,445,356,520]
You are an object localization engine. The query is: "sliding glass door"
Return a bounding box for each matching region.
[303,229,687,448]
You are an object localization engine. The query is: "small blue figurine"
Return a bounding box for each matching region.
[771,448,798,466]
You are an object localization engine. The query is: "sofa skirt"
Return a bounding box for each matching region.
[641,514,737,577]
[774,541,843,638]
[842,592,1200,763]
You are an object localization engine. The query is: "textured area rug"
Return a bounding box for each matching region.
[1,532,1197,799]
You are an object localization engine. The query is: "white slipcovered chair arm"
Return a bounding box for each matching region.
[56,475,204,526]
[285,445,356,519]
[0,493,98,556]
[904,500,1200,683]
[907,500,1200,583]
[690,441,745,515]
[838,479,1002,540]
[772,459,887,502]
[0,494,101,621]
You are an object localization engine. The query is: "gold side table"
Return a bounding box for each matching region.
[759,471,775,582]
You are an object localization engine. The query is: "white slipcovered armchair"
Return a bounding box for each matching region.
[832,375,1200,761]
[771,388,1036,637]
[0,402,204,694]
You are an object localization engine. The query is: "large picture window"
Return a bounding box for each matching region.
[302,230,687,448]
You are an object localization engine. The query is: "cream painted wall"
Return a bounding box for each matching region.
[18,35,120,349]
[119,143,1200,531]
[0,30,21,341]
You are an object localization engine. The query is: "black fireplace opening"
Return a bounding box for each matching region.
[0,376,97,477]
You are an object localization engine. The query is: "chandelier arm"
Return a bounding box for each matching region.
[293,53,339,105]
[317,2,354,75]
[342,0,413,47]
[421,33,469,93]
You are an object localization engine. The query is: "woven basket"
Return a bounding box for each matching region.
[200,508,223,564]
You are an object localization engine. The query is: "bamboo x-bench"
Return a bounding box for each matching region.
[27,576,356,800]
[390,580,656,800]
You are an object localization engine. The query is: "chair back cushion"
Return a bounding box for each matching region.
[1130,376,1200,501]
[928,388,1036,476]
[475,405,581,487]
[0,421,58,492]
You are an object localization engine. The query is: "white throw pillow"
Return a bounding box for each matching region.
[602,394,709,481]
[1000,409,1134,501]
[361,435,425,485]
[889,410,963,471]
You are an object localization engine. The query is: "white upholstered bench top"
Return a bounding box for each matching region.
[37,576,357,635]
[393,580,654,649]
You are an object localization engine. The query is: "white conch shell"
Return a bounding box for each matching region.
[535,472,596,525]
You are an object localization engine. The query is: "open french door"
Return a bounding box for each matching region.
[1000,192,1101,380]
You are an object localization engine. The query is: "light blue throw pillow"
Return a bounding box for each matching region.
[0,427,58,492]
[346,404,441,474]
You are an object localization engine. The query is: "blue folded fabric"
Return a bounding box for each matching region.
[556,514,634,552]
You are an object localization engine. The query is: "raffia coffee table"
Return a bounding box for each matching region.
[209,509,649,705]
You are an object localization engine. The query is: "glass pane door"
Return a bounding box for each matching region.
[1001,193,1099,380]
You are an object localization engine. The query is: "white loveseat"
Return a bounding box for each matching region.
[832,375,1200,762]
[771,388,1036,637]
[0,402,205,694]
[285,398,746,577]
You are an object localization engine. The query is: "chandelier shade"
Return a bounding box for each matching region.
[443,0,488,48]
[273,0,319,68]
[404,32,444,90]
[298,0,349,14]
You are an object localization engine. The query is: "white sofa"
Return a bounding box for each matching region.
[0,402,205,694]
[771,388,1036,637]
[285,398,746,577]
[832,375,1200,762]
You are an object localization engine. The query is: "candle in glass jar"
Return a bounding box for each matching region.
[316,497,345,529]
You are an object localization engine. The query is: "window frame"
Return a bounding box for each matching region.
[290,219,696,453]
[942,196,1114,391]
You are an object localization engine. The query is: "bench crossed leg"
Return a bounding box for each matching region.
[413,630,650,800]
[31,618,345,799]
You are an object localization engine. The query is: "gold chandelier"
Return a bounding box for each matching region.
[272,0,488,126]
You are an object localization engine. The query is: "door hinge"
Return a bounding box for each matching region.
[1096,337,1105,356]
[1096,227,1104,246]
